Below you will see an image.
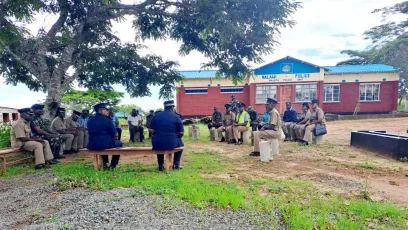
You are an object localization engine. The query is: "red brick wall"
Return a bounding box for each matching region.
[177,86,250,116]
[323,81,398,114]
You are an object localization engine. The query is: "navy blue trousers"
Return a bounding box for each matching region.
[157,150,183,167]
[102,140,123,167]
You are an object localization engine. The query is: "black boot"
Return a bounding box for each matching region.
[220,137,226,142]
[158,165,165,172]
[47,159,59,165]
[35,164,49,170]
[54,155,66,159]
[173,165,182,170]
[249,152,260,157]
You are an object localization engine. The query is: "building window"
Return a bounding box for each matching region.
[296,84,317,102]
[324,85,340,102]
[256,85,277,104]
[360,84,380,101]
[220,87,244,93]
[185,88,208,94]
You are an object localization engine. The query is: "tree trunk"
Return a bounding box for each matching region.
[44,79,65,120]
[398,97,403,106]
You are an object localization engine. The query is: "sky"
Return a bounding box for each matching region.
[0,0,404,111]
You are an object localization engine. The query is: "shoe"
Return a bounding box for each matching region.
[220,137,226,143]
[47,159,59,165]
[158,165,165,172]
[249,152,260,157]
[54,155,66,159]
[284,138,290,142]
[173,165,182,170]
[63,150,73,155]
[70,149,79,153]
[235,141,242,145]
[299,141,308,146]
[110,165,119,170]
[35,164,49,170]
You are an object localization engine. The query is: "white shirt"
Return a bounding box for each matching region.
[127,115,142,126]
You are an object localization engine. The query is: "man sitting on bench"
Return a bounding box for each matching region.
[87,103,123,170]
[11,108,57,169]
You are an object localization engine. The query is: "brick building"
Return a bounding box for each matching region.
[176,56,400,117]
[0,106,19,122]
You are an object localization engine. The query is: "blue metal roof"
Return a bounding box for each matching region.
[178,70,218,79]
[323,64,399,74]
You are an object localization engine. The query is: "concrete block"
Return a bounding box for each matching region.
[242,131,250,145]
[312,135,323,145]
[270,139,279,156]
[260,141,272,162]
[210,129,218,141]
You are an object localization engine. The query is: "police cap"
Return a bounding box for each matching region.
[224,104,231,108]
[94,103,108,111]
[164,100,174,106]
[18,108,33,115]
[267,98,278,104]
[286,102,292,106]
[237,102,246,108]
[302,102,309,107]
[31,104,44,110]
[73,110,82,116]
[311,99,319,104]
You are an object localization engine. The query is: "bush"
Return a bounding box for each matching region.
[0,122,12,148]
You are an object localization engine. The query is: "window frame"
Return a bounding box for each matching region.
[220,87,244,94]
[295,84,317,102]
[323,84,341,103]
[359,83,381,102]
[255,84,277,104]
[185,88,208,95]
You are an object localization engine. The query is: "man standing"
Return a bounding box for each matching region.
[30,104,65,159]
[230,95,240,114]
[51,108,78,154]
[146,110,155,139]
[247,106,259,132]
[217,104,235,142]
[149,100,184,171]
[128,109,144,143]
[207,107,223,130]
[109,110,122,141]
[11,108,57,169]
[281,102,298,142]
[250,98,282,156]
[232,102,250,145]
[294,103,312,141]
[65,110,87,149]
[87,103,123,169]
[300,99,326,146]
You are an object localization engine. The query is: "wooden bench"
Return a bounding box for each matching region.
[81,147,185,172]
[0,148,34,175]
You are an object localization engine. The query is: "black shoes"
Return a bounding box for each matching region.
[249,152,260,157]
[235,139,243,145]
[54,155,66,159]
[47,159,59,165]
[220,137,226,142]
[173,165,182,170]
[35,164,50,170]
[299,140,308,146]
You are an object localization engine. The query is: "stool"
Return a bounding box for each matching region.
[210,129,218,141]
[188,126,193,137]
[312,135,324,145]
[260,141,272,162]
[242,131,251,145]
[270,139,279,156]
[191,125,200,140]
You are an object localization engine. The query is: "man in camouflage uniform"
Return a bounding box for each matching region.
[30,104,65,159]
[247,106,259,132]
[207,106,223,130]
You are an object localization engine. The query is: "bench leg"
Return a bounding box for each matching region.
[165,152,173,172]
[93,153,98,170]
[98,155,104,170]
[1,157,5,176]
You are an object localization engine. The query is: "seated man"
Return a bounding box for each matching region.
[250,98,282,157]
[146,110,155,139]
[51,108,78,154]
[11,108,58,169]
[258,104,271,130]
[217,104,235,142]
[77,109,90,147]
[30,104,65,159]
[109,110,122,141]
[294,102,312,141]
[65,110,87,149]
[247,106,259,132]
[300,99,326,146]
[281,102,297,142]
[231,102,250,145]
[149,100,184,171]
[87,103,123,169]
[128,109,144,143]
[207,107,223,130]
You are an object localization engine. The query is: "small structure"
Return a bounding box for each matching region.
[0,106,19,122]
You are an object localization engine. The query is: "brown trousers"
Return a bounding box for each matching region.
[21,140,53,165]
[253,130,281,152]
[233,126,248,141]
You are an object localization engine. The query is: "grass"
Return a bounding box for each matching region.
[398,99,408,111]
[357,162,377,169]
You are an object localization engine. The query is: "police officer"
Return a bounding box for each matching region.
[65,110,87,149]
[231,102,250,145]
[294,102,312,141]
[300,99,326,146]
[87,103,123,169]
[11,108,58,169]
[208,107,223,130]
[217,104,235,142]
[282,102,298,142]
[51,107,78,154]
[149,100,184,171]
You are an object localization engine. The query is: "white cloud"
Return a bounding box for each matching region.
[0,0,403,110]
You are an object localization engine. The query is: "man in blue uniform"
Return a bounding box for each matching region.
[149,100,184,171]
[87,103,123,169]
[282,102,298,142]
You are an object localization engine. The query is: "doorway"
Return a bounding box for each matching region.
[279,85,292,113]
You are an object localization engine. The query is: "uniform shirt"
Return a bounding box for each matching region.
[223,112,235,126]
[65,116,79,129]
[128,115,142,126]
[299,110,312,122]
[87,113,118,150]
[31,116,53,137]
[150,109,184,151]
[269,108,282,131]
[283,107,298,123]
[77,116,89,128]
[309,107,326,124]
[211,111,223,124]
[248,110,258,122]
[51,117,67,133]
[10,118,31,148]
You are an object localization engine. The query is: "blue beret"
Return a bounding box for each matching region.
[31,104,44,110]
[267,98,278,104]
[18,108,33,114]
[94,103,108,111]
[286,102,292,106]
[164,100,174,106]
[73,110,81,116]
[237,102,246,108]
[302,102,309,107]
[311,99,319,104]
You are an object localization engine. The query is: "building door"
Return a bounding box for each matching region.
[279,85,292,113]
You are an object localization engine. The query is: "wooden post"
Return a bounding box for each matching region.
[165,152,173,172]
[93,152,98,170]
[192,125,199,140]
[1,157,6,175]
[188,126,193,137]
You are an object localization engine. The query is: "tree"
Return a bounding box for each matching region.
[115,104,145,116]
[61,89,123,112]
[0,0,300,117]
[338,1,408,105]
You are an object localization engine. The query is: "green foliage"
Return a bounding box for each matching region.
[61,89,123,112]
[115,104,144,116]
[0,122,11,148]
